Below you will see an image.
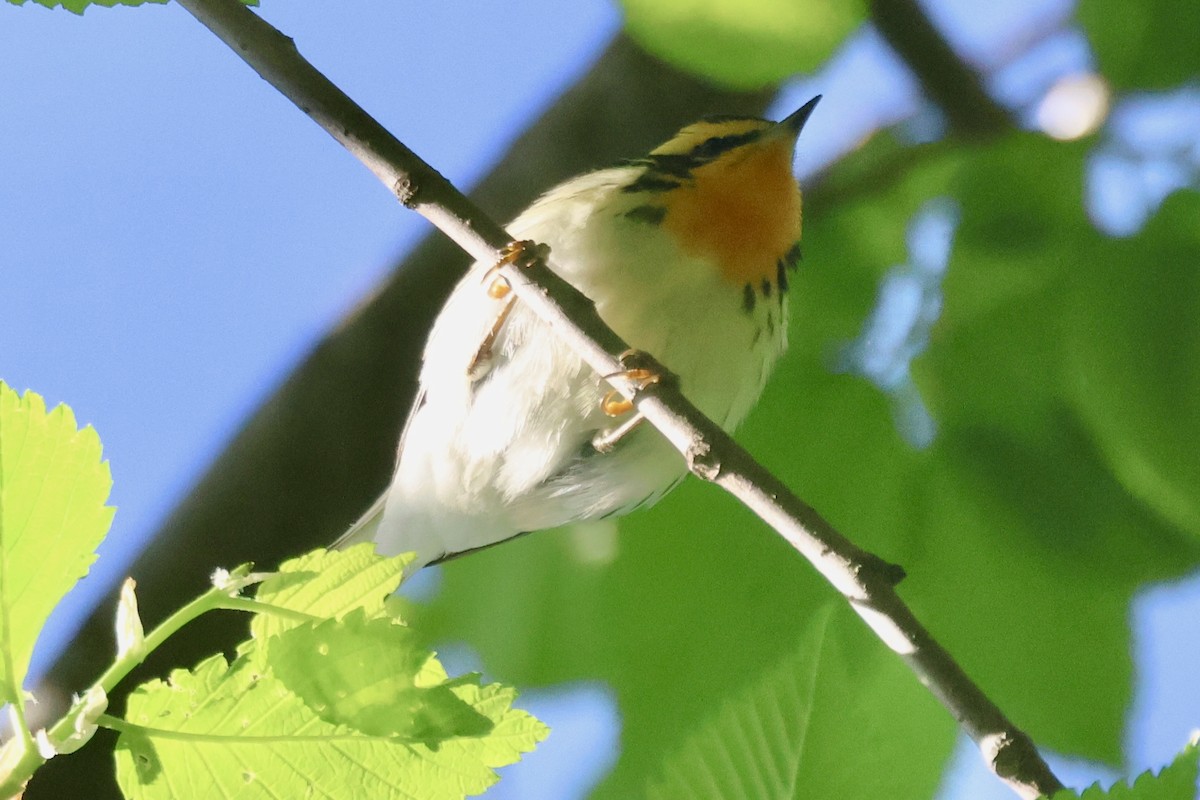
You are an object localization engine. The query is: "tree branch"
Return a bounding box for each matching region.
[870,0,1013,138]
[34,23,774,800]
[32,3,1063,799]
[154,0,1066,796]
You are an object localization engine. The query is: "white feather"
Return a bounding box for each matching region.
[352,166,788,568]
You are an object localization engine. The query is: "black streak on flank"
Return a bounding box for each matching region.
[622,173,683,194]
[776,241,802,294]
[761,278,772,297]
[625,205,667,226]
[743,283,756,314]
[785,242,803,269]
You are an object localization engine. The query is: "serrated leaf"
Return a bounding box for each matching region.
[645,604,953,799]
[4,0,259,16]
[249,544,413,645]
[422,132,1200,797]
[1047,743,1199,799]
[645,606,832,799]
[267,610,492,745]
[0,382,114,704]
[115,641,547,800]
[618,0,865,89]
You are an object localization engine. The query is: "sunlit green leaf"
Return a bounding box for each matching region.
[115,641,545,800]
[0,382,114,705]
[3,0,259,16]
[249,544,413,645]
[267,610,492,745]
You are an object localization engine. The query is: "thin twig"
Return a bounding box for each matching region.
[173,0,1065,796]
[869,0,1013,138]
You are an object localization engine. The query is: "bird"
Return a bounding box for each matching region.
[336,96,821,569]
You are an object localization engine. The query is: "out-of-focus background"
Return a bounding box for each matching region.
[3,0,1198,797]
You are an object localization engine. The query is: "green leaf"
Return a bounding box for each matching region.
[1047,742,1199,799]
[618,0,865,89]
[422,525,955,799]
[420,132,1200,796]
[115,642,546,800]
[3,0,260,16]
[267,610,492,745]
[249,544,413,644]
[5,0,166,15]
[644,604,952,799]
[1077,0,1200,90]
[1062,195,1200,542]
[0,383,114,705]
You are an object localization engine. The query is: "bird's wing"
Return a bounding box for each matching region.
[330,388,428,551]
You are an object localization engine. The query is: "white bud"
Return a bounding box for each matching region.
[116,578,145,660]
[211,565,271,594]
[36,686,108,758]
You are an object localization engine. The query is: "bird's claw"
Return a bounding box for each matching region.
[593,352,669,451]
[600,350,666,417]
[482,240,551,298]
[469,241,552,378]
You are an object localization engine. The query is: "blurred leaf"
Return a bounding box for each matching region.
[424,487,955,799]
[0,382,114,705]
[1047,742,1199,799]
[644,604,954,799]
[1078,0,1200,90]
[423,134,1200,796]
[115,640,545,799]
[618,0,865,89]
[911,137,1197,760]
[1063,194,1200,542]
[268,610,492,745]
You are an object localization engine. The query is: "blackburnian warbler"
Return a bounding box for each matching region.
[338,96,821,568]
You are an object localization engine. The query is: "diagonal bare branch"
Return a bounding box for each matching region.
[159,0,1066,796]
[33,29,774,800]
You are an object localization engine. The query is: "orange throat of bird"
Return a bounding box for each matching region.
[661,138,802,288]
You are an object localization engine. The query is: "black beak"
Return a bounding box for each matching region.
[779,95,822,137]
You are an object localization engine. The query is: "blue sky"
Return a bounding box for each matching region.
[3,0,1198,796]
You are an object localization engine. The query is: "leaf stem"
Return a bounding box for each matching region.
[94,713,407,745]
[213,596,322,625]
[0,582,303,796]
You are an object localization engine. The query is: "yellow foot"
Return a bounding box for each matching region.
[600,350,665,417]
[468,241,552,379]
[481,239,551,298]
[466,294,516,380]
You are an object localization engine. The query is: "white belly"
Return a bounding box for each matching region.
[373,170,788,565]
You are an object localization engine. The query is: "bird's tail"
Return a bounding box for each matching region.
[330,493,387,551]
